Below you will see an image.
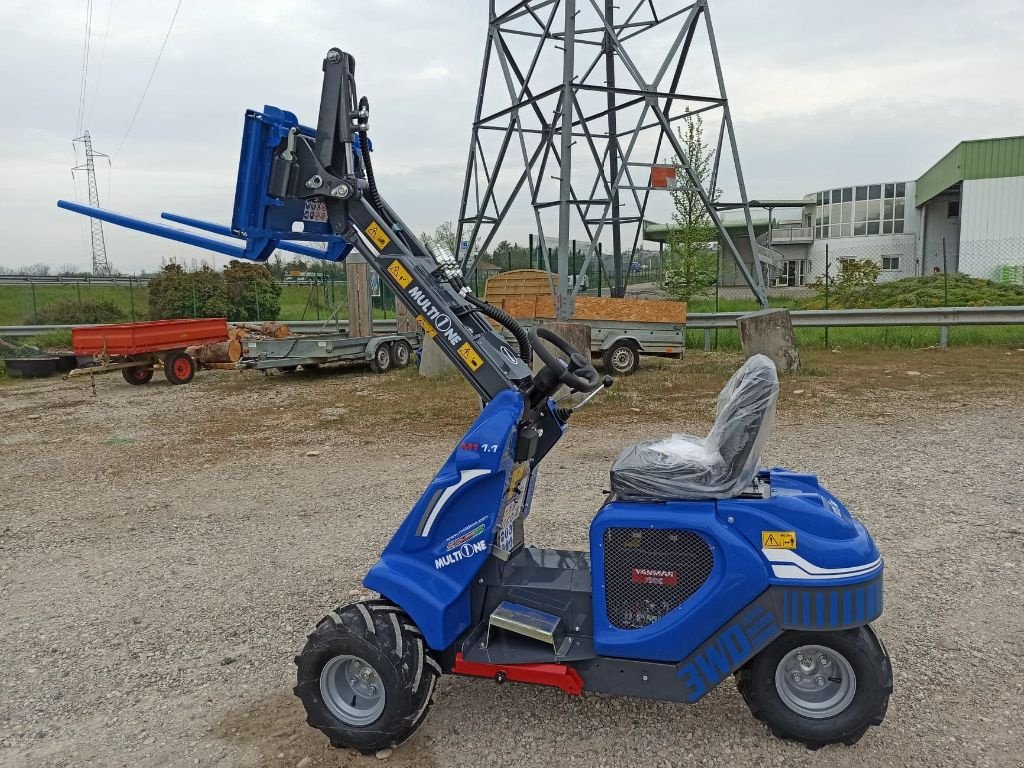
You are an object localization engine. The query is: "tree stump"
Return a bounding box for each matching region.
[532,321,593,381]
[736,309,800,372]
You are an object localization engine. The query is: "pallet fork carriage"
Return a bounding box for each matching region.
[59,47,892,755]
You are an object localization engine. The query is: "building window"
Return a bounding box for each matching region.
[947,200,960,218]
[815,182,907,239]
[882,256,900,271]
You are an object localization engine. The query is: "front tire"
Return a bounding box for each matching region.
[737,626,892,748]
[602,340,639,375]
[295,600,440,753]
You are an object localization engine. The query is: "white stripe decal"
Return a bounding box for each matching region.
[762,549,882,581]
[419,469,490,537]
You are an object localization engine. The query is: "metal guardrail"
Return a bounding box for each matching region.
[0,274,344,287]
[2,306,1022,341]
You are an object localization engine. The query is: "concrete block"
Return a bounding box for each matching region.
[736,308,800,372]
[418,336,459,378]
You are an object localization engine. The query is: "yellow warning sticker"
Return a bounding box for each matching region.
[457,342,484,371]
[365,221,391,250]
[415,314,436,338]
[762,531,797,549]
[387,259,413,288]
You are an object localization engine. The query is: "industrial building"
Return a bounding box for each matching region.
[646,136,1024,287]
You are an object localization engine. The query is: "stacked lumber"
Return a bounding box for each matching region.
[184,322,291,367]
[483,269,686,324]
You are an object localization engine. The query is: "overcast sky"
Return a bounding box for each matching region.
[1,0,1021,274]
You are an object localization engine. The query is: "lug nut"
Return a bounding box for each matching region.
[792,673,801,683]
[818,654,830,666]
[815,675,826,687]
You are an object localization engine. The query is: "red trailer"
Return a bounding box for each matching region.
[71,317,229,385]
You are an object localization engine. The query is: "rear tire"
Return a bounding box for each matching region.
[737,626,892,748]
[391,340,411,369]
[602,340,639,376]
[369,344,392,374]
[122,366,154,385]
[164,352,196,385]
[295,600,440,754]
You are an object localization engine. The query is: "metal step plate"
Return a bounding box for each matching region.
[487,601,564,651]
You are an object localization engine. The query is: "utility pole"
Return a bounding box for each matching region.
[72,131,113,276]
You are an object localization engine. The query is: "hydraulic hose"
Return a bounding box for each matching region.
[464,292,533,367]
[356,107,531,367]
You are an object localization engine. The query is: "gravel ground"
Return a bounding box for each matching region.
[1,361,1022,768]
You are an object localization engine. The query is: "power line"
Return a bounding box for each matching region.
[113,0,184,160]
[75,0,94,135]
[86,0,116,126]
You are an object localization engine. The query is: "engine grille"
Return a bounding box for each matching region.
[603,528,714,629]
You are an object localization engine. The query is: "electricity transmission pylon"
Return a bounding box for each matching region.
[72,131,113,276]
[455,0,768,318]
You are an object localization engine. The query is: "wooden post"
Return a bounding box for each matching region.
[394,299,417,334]
[346,254,372,338]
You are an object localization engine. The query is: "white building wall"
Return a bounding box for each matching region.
[959,177,1024,279]
[921,198,960,274]
[796,181,920,283]
[804,235,918,283]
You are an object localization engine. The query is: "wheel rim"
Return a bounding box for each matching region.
[319,655,386,727]
[129,368,151,382]
[173,358,191,379]
[775,644,857,719]
[394,344,408,365]
[376,347,389,368]
[610,347,634,373]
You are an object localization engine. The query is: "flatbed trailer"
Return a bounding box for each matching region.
[506,316,685,375]
[239,332,419,374]
[70,317,229,385]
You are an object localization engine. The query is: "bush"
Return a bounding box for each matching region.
[31,298,126,325]
[804,269,1024,310]
[223,260,282,321]
[147,264,229,320]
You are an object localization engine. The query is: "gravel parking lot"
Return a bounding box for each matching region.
[1,350,1022,768]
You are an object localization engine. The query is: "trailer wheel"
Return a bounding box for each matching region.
[737,626,892,748]
[164,352,196,385]
[369,344,392,374]
[602,340,640,376]
[295,600,440,753]
[391,340,411,369]
[122,366,154,386]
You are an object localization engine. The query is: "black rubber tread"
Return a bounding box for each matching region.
[122,366,154,385]
[163,351,196,385]
[602,340,640,376]
[368,344,392,374]
[391,340,412,369]
[295,599,439,753]
[736,625,892,749]
[279,366,298,373]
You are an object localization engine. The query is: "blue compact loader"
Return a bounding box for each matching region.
[59,48,891,754]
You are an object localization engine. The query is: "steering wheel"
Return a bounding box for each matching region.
[529,327,602,393]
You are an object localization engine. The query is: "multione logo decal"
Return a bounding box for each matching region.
[434,540,488,569]
[407,286,463,347]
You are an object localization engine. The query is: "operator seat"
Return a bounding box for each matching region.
[609,354,779,501]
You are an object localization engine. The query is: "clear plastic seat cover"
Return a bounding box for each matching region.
[610,354,779,501]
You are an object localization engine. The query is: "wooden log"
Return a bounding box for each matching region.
[192,341,242,364]
[201,362,240,370]
[236,322,289,338]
